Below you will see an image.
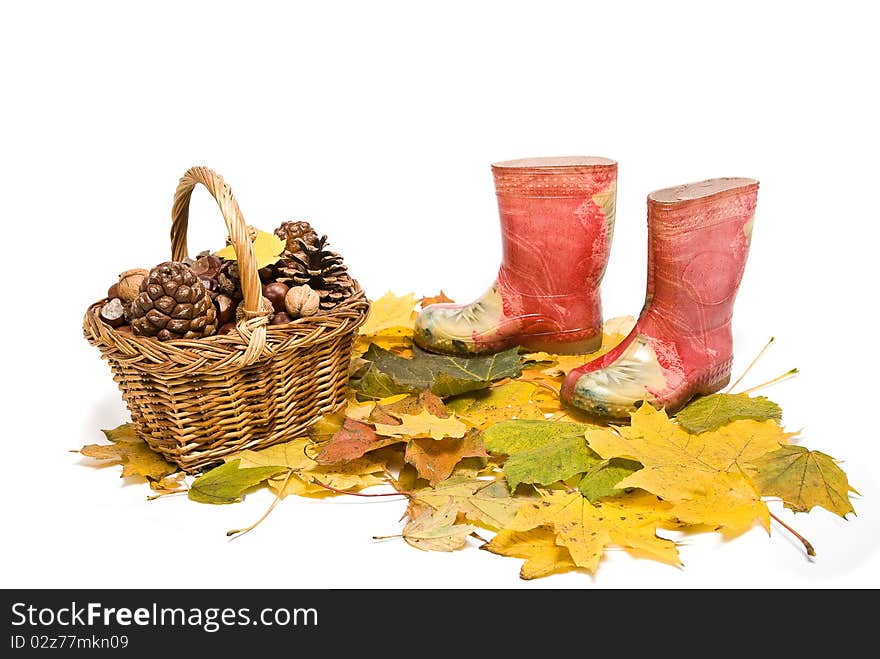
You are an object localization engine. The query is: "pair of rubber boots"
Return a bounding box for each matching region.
[414,156,759,422]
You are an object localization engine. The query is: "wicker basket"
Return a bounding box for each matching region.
[83,166,370,473]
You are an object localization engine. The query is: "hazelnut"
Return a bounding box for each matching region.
[217,322,236,336]
[115,324,133,335]
[100,298,126,327]
[215,294,234,325]
[284,285,320,318]
[235,296,275,323]
[107,282,119,299]
[262,282,290,312]
[117,268,149,303]
[271,311,293,325]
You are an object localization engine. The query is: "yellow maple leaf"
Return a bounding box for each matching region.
[482,527,577,580]
[669,472,771,537]
[507,489,681,574]
[374,409,467,440]
[214,228,285,270]
[229,438,388,498]
[445,381,546,430]
[585,404,796,503]
[79,423,177,481]
[359,291,417,336]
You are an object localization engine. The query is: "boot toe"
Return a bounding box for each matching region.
[562,368,649,421]
[413,304,478,355]
[561,333,667,421]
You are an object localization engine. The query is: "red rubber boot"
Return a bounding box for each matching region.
[414,156,617,355]
[561,177,759,420]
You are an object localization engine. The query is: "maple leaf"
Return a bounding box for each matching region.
[375,390,448,419]
[148,473,188,497]
[351,344,522,399]
[215,229,285,270]
[676,393,782,434]
[374,409,468,440]
[79,423,177,480]
[419,291,455,308]
[483,420,601,491]
[578,458,641,502]
[482,527,577,580]
[269,461,387,498]
[669,472,771,537]
[507,489,681,574]
[585,404,795,503]
[232,438,389,497]
[404,430,489,486]
[519,315,636,378]
[307,412,346,442]
[748,445,857,517]
[188,460,286,504]
[407,467,521,531]
[359,291,417,336]
[445,381,546,430]
[315,417,402,464]
[402,503,477,552]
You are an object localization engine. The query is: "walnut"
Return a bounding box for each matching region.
[284,285,320,318]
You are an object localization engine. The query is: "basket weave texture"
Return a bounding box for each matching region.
[83,166,369,472]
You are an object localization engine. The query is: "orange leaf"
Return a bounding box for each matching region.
[404,429,488,486]
[420,291,455,308]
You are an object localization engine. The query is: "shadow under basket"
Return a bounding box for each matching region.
[82,166,370,473]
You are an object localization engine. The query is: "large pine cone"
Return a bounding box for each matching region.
[129,262,218,341]
[276,235,356,310]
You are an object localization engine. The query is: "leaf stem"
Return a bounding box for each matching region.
[532,380,561,397]
[146,489,188,501]
[726,336,774,393]
[738,368,799,396]
[226,468,294,539]
[769,510,815,557]
[310,478,411,497]
[372,533,403,540]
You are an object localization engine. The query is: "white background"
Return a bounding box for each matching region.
[1,1,878,589]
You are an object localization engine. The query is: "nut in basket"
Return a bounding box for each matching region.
[82,166,370,473]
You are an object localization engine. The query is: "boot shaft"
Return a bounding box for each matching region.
[644,178,758,336]
[491,156,617,298]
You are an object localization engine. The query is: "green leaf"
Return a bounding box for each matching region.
[483,420,601,491]
[188,460,286,504]
[676,393,782,434]
[578,458,642,502]
[748,445,858,518]
[215,229,285,270]
[350,344,522,399]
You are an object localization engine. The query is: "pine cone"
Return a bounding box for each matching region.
[276,235,355,310]
[129,262,218,341]
[217,260,243,303]
[275,220,319,260]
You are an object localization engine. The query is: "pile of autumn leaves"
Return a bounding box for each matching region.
[79,292,857,580]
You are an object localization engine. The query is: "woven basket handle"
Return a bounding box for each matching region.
[170,166,267,364]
